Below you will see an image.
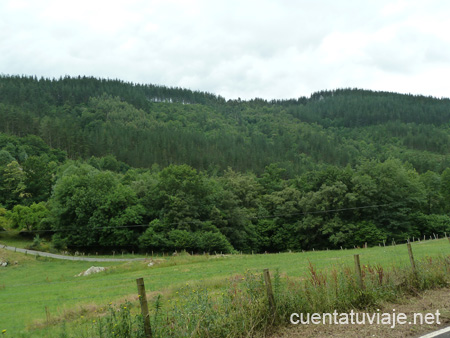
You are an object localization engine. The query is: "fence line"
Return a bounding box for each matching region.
[1,238,447,303]
[1,235,448,291]
[1,240,449,337]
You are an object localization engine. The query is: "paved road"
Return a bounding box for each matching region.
[1,244,147,262]
[419,327,450,338]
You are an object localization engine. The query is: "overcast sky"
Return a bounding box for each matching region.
[1,0,449,100]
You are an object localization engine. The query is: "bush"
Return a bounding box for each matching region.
[196,231,233,253]
[71,254,450,338]
[138,220,234,253]
[52,233,67,251]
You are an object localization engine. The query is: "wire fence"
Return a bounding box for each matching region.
[1,234,448,291]
[1,236,447,296]
[1,236,449,336]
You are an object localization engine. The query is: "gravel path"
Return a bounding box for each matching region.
[0,244,146,262]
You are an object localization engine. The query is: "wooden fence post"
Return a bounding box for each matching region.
[354,254,363,289]
[407,243,416,274]
[136,278,152,338]
[263,269,276,317]
[45,306,50,325]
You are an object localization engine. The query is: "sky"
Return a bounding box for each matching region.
[1,0,450,100]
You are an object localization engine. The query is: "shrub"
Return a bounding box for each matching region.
[71,255,450,338]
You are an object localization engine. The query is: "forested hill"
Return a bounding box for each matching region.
[1,75,450,175]
[2,75,450,254]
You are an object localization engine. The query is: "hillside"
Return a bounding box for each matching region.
[1,75,450,254]
[1,75,450,175]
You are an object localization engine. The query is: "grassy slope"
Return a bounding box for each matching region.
[0,238,449,337]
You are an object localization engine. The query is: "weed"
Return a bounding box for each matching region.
[61,253,450,338]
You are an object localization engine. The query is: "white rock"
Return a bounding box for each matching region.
[76,266,106,277]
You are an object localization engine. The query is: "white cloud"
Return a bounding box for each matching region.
[1,0,450,99]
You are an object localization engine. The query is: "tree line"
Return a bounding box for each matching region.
[1,76,450,177]
[1,75,450,253]
[1,132,450,253]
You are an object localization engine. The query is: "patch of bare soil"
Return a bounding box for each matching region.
[272,288,450,338]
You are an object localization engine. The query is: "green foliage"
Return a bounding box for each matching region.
[420,170,444,214]
[65,254,450,338]
[6,202,50,232]
[353,159,426,240]
[2,76,450,252]
[0,161,27,208]
[138,220,233,254]
[441,168,450,212]
[44,158,447,252]
[156,164,214,224]
[51,164,143,250]
[0,207,10,230]
[0,149,14,166]
[196,231,233,253]
[23,155,57,203]
[138,220,171,252]
[414,214,450,237]
[99,155,130,173]
[3,76,450,176]
[1,238,449,337]
[348,221,388,246]
[93,302,144,338]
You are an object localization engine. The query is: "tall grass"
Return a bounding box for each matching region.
[63,254,450,338]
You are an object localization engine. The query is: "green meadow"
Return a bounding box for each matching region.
[0,238,449,337]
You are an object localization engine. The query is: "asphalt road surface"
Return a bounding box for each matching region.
[419,327,450,338]
[1,244,146,262]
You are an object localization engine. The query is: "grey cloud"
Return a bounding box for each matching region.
[1,0,450,99]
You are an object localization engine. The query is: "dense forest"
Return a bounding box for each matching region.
[1,75,450,253]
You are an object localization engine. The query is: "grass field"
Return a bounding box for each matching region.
[1,237,449,337]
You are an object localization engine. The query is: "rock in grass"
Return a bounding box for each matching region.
[147,258,165,267]
[76,266,106,277]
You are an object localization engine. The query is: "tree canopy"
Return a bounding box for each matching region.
[1,75,450,253]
